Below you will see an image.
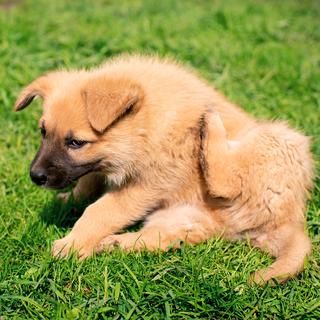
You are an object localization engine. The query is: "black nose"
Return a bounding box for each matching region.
[30,170,48,186]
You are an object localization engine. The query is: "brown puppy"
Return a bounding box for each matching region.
[14,55,313,283]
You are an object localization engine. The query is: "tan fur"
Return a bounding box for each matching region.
[15,55,313,284]
[200,111,313,283]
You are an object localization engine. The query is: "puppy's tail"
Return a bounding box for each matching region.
[250,224,311,284]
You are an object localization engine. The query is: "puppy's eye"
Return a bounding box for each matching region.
[67,139,88,149]
[40,127,46,137]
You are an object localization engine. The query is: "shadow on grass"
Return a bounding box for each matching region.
[40,195,92,228]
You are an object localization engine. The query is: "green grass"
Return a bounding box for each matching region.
[0,0,319,318]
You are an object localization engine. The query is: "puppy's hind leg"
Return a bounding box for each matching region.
[97,205,223,252]
[200,111,242,199]
[250,224,311,284]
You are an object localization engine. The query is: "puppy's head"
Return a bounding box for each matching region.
[14,71,144,189]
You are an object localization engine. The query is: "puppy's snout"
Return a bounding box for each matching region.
[30,169,48,186]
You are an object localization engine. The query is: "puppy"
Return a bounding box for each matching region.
[200,111,313,283]
[14,55,313,283]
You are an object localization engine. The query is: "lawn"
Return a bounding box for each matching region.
[0,0,319,318]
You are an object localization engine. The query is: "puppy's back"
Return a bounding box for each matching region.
[97,55,254,139]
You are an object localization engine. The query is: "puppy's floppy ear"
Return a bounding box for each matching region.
[82,77,143,133]
[14,75,51,111]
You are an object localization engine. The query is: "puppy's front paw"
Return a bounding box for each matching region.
[52,234,95,260]
[96,233,144,252]
[52,235,74,258]
[96,235,116,252]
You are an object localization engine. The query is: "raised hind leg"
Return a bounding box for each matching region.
[250,224,311,284]
[96,204,223,252]
[200,111,242,199]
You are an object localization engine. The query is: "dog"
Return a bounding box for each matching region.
[14,55,313,283]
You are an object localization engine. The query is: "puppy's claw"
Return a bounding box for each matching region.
[207,112,227,137]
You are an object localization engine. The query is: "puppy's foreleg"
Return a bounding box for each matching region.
[52,185,157,259]
[57,172,106,203]
[200,111,242,199]
[73,172,107,200]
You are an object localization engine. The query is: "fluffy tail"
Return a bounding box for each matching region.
[250,225,311,284]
